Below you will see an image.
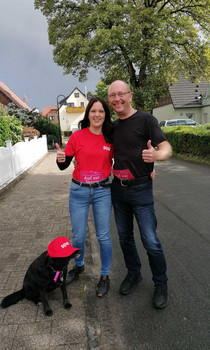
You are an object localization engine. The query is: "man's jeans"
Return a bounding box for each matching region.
[69,181,112,276]
[111,179,167,283]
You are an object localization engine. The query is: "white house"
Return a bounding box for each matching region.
[59,88,89,135]
[153,77,210,124]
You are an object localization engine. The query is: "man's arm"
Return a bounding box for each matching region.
[142,140,172,163]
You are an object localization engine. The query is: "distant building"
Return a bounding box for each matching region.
[0,81,31,110]
[58,87,88,133]
[42,105,58,124]
[153,77,210,124]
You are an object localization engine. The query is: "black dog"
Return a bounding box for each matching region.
[1,236,80,316]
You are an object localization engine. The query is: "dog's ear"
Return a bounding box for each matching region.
[70,250,81,259]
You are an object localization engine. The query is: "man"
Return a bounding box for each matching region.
[108,80,172,309]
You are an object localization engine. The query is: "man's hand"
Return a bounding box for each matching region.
[142,140,172,163]
[55,143,66,163]
[142,140,157,163]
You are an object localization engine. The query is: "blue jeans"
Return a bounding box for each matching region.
[69,181,112,276]
[111,179,167,283]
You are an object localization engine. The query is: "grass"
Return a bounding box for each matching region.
[173,153,210,166]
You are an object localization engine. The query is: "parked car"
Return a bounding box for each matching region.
[159,119,199,127]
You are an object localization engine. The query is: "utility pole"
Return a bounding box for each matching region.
[56,94,66,146]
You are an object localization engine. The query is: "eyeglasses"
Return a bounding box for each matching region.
[108,91,131,99]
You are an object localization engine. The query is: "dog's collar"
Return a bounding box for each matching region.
[49,264,57,273]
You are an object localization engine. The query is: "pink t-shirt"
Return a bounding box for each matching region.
[64,128,113,183]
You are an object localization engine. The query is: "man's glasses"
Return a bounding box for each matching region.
[108,91,131,99]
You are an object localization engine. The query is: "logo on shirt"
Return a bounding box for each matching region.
[103,146,111,151]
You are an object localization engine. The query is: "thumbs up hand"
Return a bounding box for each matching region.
[55,143,66,163]
[142,140,156,163]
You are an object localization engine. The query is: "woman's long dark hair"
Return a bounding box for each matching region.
[78,97,113,143]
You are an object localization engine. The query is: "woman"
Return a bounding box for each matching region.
[56,97,113,297]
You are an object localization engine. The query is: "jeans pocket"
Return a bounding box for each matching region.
[70,182,81,191]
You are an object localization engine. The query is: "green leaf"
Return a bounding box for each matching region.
[35,0,210,110]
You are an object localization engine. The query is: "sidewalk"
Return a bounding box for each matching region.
[0,151,101,350]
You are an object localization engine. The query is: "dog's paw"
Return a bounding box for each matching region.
[64,302,72,309]
[44,309,53,316]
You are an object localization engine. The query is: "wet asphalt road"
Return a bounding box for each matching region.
[92,158,210,350]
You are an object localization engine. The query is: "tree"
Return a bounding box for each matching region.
[93,80,109,102]
[7,103,40,126]
[33,116,60,147]
[34,0,210,110]
[6,103,60,147]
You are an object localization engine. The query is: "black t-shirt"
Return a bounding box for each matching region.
[112,110,166,178]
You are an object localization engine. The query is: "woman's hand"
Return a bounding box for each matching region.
[55,143,66,163]
[150,169,155,180]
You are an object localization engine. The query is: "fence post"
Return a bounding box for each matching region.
[5,140,15,179]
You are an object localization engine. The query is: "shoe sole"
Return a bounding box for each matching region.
[153,298,169,309]
[97,291,108,298]
[96,285,110,298]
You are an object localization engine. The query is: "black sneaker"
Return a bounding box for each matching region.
[65,265,84,285]
[153,282,168,309]
[120,272,142,295]
[96,275,110,297]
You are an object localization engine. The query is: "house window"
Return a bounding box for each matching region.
[49,116,55,121]
[80,102,84,107]
[67,103,74,107]
[74,93,79,98]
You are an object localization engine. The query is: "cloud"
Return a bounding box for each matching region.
[0,0,100,111]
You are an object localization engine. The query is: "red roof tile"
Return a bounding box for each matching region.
[42,105,58,116]
[0,81,31,110]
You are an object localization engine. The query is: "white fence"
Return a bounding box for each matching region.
[0,135,48,189]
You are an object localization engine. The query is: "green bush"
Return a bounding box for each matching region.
[64,131,72,137]
[0,116,11,146]
[0,115,22,147]
[0,104,60,148]
[0,104,7,116]
[162,125,210,158]
[7,102,39,126]
[8,116,23,144]
[33,116,61,147]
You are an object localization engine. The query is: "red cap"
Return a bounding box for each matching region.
[47,236,80,258]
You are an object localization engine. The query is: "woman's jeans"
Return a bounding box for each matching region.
[111,179,167,284]
[69,181,112,276]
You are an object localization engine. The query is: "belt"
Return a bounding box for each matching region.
[72,177,110,188]
[114,175,151,186]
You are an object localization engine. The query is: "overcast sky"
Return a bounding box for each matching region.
[0,0,101,112]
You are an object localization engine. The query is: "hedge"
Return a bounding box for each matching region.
[0,116,22,147]
[162,124,210,159]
